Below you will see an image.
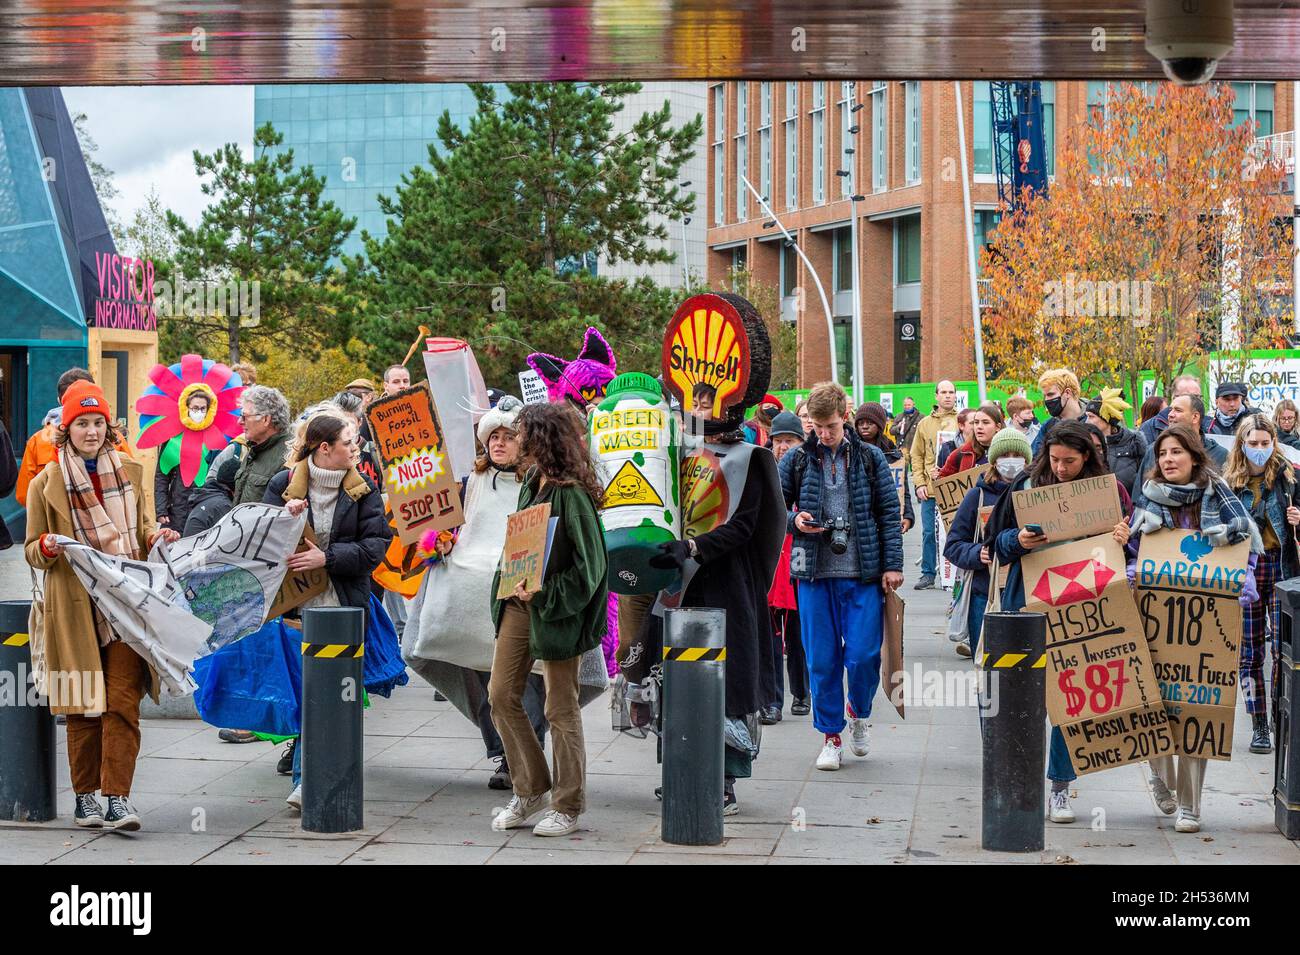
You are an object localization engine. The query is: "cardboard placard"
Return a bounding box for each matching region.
[1021,533,1174,775]
[366,382,465,545]
[1135,529,1248,761]
[266,526,329,620]
[881,590,905,718]
[1011,473,1122,544]
[496,502,553,598]
[933,464,990,525]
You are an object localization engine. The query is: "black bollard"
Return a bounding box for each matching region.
[301,606,364,833]
[0,599,56,822]
[660,607,726,846]
[1273,580,1300,839]
[980,611,1047,852]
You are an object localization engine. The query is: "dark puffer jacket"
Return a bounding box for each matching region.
[1104,425,1147,498]
[777,428,904,583]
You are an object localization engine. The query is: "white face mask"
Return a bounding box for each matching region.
[996,457,1027,480]
[189,409,207,424]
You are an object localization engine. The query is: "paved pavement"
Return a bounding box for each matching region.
[1,532,1296,865]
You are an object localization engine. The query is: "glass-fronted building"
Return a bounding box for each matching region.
[0,87,144,533]
[253,84,498,259]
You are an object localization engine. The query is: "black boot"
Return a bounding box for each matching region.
[1250,712,1273,754]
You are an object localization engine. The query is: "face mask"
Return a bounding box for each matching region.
[996,457,1026,480]
[1245,446,1273,468]
[189,409,207,424]
[1044,396,1065,418]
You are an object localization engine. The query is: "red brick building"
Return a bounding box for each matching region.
[706,80,1294,389]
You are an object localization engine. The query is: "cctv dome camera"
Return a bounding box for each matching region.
[1144,0,1234,87]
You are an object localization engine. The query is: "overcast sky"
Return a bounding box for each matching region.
[62,86,253,228]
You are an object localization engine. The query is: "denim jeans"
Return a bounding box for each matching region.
[920,497,937,579]
[1048,726,1076,783]
[967,591,988,658]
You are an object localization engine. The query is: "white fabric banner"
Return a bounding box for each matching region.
[55,537,212,698]
[56,503,307,698]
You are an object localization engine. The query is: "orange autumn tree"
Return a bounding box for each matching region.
[978,82,1292,405]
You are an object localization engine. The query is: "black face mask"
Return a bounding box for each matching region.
[1044,396,1065,418]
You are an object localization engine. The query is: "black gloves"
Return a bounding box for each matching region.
[648,539,692,569]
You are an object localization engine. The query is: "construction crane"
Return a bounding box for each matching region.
[990,81,1048,210]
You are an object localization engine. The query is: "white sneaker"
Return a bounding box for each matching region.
[848,719,870,757]
[816,737,842,771]
[286,785,302,812]
[1148,774,1176,815]
[1049,789,1075,823]
[532,809,579,837]
[491,793,548,831]
[1174,808,1201,833]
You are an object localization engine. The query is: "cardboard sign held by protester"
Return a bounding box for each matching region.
[1011,473,1122,544]
[1021,533,1174,776]
[881,590,905,718]
[1135,530,1249,761]
[266,526,329,620]
[496,502,557,598]
[932,464,990,525]
[367,382,465,546]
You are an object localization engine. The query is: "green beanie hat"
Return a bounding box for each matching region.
[987,426,1032,464]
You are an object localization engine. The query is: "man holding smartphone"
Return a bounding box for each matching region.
[778,381,904,772]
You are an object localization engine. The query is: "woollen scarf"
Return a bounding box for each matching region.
[59,444,139,646]
[1132,475,1263,553]
[60,444,139,560]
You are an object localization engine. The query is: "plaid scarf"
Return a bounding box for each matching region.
[60,445,140,646]
[1133,474,1263,553]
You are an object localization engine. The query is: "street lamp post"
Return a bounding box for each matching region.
[741,174,840,387]
[847,84,866,408]
[679,180,693,287]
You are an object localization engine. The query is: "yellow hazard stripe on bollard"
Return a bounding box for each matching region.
[662,646,726,662]
[301,643,364,658]
[981,652,1047,669]
[2,632,30,647]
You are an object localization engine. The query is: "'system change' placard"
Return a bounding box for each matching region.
[1021,533,1173,775]
[1136,529,1248,761]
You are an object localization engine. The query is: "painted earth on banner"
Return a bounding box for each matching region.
[1135,529,1248,761]
[1021,533,1174,776]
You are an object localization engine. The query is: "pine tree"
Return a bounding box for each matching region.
[72,111,123,241]
[351,82,702,386]
[166,122,356,365]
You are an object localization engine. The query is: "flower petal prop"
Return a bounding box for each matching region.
[137,354,245,487]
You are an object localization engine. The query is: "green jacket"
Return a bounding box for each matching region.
[491,473,609,661]
[233,430,290,507]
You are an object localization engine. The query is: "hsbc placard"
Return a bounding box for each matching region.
[1020,533,1174,776]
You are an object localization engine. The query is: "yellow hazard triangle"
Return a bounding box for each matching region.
[603,459,664,509]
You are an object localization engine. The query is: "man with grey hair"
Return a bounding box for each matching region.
[233,384,292,507]
[1139,373,1203,445]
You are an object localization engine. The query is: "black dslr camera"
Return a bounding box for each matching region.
[807,516,850,556]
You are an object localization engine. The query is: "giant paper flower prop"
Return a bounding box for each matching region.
[136,354,244,487]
